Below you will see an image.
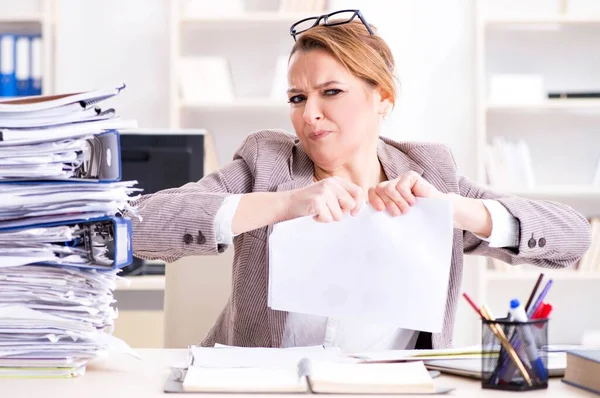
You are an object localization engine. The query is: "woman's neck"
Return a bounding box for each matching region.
[313,150,386,192]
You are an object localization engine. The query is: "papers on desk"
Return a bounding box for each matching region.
[0,83,139,378]
[268,198,454,333]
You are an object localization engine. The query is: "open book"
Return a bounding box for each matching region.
[166,346,452,395]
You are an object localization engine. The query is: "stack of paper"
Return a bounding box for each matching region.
[0,84,140,377]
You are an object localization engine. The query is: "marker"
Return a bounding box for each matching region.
[510,299,548,381]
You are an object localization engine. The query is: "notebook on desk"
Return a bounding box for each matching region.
[424,351,567,379]
[164,346,454,394]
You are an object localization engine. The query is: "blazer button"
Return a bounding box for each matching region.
[197,231,206,245]
[183,233,194,244]
[528,238,537,249]
[539,237,546,248]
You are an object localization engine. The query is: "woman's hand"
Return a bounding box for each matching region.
[368,171,493,237]
[368,171,444,216]
[286,177,366,222]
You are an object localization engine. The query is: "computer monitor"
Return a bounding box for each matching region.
[120,129,206,194]
[119,129,207,274]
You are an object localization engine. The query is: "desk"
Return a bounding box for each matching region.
[1,349,596,398]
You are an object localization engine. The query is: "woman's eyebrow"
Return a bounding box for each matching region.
[287,80,343,94]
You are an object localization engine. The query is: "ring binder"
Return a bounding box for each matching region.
[0,130,123,182]
[0,216,133,270]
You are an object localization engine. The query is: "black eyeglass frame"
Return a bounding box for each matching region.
[289,9,374,42]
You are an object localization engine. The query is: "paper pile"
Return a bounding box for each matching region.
[0,84,140,377]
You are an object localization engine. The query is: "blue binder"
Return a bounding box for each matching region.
[30,34,42,95]
[15,34,31,97]
[0,215,133,270]
[0,34,17,97]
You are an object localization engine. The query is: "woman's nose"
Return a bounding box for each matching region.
[302,99,324,125]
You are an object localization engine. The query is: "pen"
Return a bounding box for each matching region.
[509,299,548,381]
[525,273,544,313]
[527,279,553,318]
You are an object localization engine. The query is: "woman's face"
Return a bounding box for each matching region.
[287,49,390,170]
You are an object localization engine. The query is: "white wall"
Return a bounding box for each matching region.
[54,0,170,128]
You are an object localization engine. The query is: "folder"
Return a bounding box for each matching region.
[0,215,133,270]
[0,82,126,113]
[0,34,17,97]
[0,130,124,182]
[15,35,31,97]
[30,34,42,95]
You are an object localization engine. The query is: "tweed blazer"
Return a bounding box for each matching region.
[130,129,591,349]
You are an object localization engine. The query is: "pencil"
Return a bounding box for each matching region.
[525,273,544,312]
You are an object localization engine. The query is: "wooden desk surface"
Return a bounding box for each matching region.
[1,349,596,398]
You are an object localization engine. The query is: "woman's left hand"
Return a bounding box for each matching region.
[368,171,445,216]
[369,171,493,237]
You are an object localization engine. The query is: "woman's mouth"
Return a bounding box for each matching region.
[309,130,331,141]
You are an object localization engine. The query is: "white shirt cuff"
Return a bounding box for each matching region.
[476,199,520,248]
[214,194,243,245]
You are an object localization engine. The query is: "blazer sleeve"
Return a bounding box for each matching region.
[127,134,259,263]
[459,176,592,269]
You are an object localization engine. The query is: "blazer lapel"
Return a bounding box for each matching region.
[377,138,424,180]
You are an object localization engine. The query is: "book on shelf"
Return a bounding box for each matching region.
[178,57,235,103]
[484,137,535,191]
[270,55,288,102]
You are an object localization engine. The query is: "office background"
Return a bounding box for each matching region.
[2,0,600,350]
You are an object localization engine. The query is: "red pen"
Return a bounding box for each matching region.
[532,302,553,328]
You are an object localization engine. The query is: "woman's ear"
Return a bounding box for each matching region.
[376,89,392,118]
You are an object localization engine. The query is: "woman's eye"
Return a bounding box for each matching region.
[288,95,305,104]
[324,89,342,96]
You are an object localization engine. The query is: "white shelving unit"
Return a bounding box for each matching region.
[0,0,56,96]
[474,1,600,345]
[169,0,324,167]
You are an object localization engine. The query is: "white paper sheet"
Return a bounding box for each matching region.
[268,198,453,333]
[191,345,353,369]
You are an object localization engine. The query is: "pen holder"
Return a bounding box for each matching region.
[481,317,549,391]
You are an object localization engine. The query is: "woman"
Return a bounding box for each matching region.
[130,10,591,350]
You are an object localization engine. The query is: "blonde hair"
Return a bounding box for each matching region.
[290,19,397,106]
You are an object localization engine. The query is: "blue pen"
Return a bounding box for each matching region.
[509,299,548,381]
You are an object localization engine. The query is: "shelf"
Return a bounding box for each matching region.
[115,275,165,291]
[486,99,600,113]
[501,185,600,200]
[484,16,600,27]
[486,270,600,281]
[0,15,45,23]
[180,98,288,111]
[180,12,309,25]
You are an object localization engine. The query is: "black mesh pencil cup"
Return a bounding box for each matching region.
[481,317,549,391]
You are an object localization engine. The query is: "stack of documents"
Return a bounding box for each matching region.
[0,84,140,377]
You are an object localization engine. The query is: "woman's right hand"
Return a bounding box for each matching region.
[286,177,366,223]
